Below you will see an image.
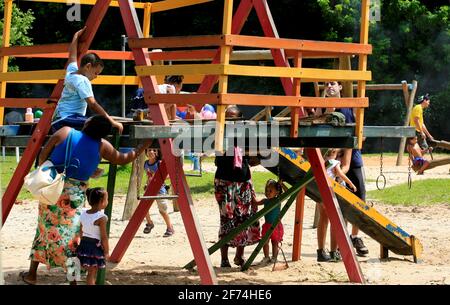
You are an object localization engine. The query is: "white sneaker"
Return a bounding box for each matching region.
[260,256,272,265]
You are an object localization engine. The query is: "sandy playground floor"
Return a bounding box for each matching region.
[1,155,450,285]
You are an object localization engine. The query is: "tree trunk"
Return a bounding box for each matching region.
[122,153,146,221]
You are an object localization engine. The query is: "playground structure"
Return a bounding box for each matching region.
[0,0,423,285]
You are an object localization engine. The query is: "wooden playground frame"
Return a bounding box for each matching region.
[0,0,381,284]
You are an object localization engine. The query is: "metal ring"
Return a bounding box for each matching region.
[376,174,386,190]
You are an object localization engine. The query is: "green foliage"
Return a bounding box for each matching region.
[0,1,35,72]
[368,178,450,206]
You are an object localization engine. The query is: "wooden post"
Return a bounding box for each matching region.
[401,80,410,107]
[122,153,146,220]
[214,0,233,153]
[142,2,151,39]
[356,0,371,149]
[96,129,120,285]
[292,188,305,261]
[312,204,320,229]
[396,80,418,166]
[119,0,216,284]
[339,56,354,99]
[0,0,13,125]
[380,245,389,259]
[290,51,302,137]
[307,148,365,283]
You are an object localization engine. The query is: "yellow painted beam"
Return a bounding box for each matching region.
[21,0,145,9]
[215,0,233,153]
[143,3,152,39]
[224,65,372,81]
[151,0,213,13]
[356,0,371,149]
[0,0,13,125]
[135,63,371,82]
[0,70,65,82]
[21,0,212,11]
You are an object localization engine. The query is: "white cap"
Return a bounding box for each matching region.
[26,108,32,113]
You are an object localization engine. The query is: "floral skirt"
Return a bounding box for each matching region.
[214,178,260,247]
[29,179,87,270]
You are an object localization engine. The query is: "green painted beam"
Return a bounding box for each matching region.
[241,191,299,271]
[96,129,120,285]
[183,169,315,270]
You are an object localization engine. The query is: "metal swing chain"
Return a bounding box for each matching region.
[136,156,142,199]
[376,138,387,190]
[407,151,413,189]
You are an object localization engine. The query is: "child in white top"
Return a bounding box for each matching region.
[316,149,357,262]
[77,187,109,285]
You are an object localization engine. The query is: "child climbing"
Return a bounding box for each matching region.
[77,187,110,285]
[142,148,175,237]
[253,179,287,265]
[52,27,123,134]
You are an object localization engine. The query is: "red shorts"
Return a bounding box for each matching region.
[261,222,284,243]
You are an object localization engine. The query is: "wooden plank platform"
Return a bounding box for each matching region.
[0,123,415,150]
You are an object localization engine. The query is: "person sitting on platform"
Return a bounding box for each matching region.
[406,136,431,175]
[322,80,370,257]
[52,27,123,134]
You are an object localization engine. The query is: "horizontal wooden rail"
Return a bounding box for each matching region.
[318,83,410,91]
[0,43,69,57]
[0,70,65,82]
[136,64,372,82]
[21,0,213,11]
[146,93,369,108]
[128,34,371,55]
[9,49,340,61]
[128,35,224,49]
[7,75,205,85]
[0,98,57,109]
[226,35,372,55]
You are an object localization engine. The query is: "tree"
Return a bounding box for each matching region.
[0,1,35,71]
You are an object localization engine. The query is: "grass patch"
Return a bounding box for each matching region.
[1,156,276,200]
[368,178,450,206]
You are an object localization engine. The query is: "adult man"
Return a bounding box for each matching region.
[409,94,434,150]
[322,81,369,257]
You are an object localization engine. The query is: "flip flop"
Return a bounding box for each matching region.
[19,271,36,285]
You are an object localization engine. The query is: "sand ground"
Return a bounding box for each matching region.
[1,155,449,285]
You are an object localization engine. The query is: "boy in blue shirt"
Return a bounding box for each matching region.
[52,27,123,134]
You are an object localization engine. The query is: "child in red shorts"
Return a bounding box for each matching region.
[253,179,286,265]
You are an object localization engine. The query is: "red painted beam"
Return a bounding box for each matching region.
[2,0,112,225]
[110,161,167,263]
[253,0,293,97]
[306,148,365,283]
[118,0,216,285]
[196,0,253,108]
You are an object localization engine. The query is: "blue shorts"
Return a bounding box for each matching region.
[413,157,425,167]
[51,114,87,133]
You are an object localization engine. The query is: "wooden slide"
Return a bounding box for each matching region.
[263,148,423,261]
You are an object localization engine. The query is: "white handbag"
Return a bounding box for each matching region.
[24,130,74,205]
